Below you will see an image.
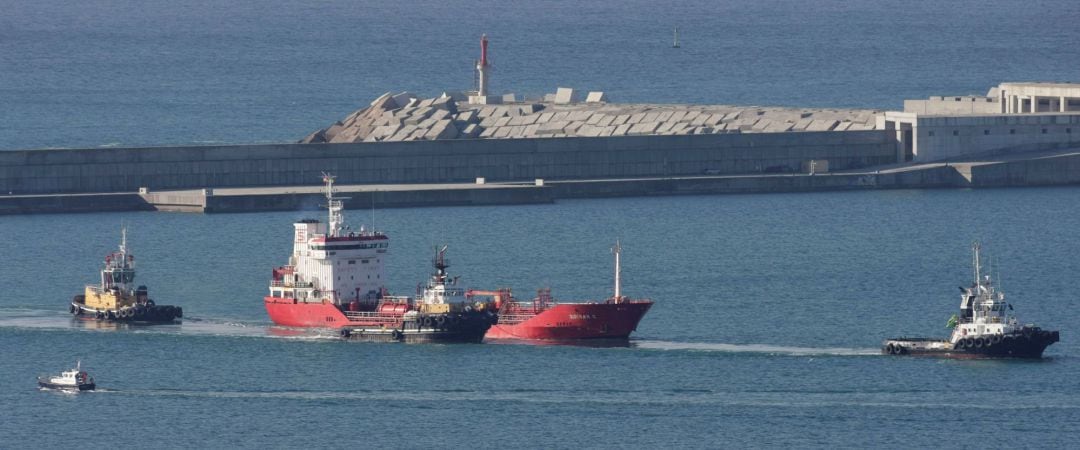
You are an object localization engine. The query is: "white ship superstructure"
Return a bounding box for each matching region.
[270,174,389,307]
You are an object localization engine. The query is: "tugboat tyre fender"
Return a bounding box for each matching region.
[885,344,895,354]
[436,316,447,328]
[974,338,984,348]
[340,329,351,338]
[176,307,183,319]
[422,317,433,328]
[70,304,77,314]
[963,337,974,348]
[990,335,1001,345]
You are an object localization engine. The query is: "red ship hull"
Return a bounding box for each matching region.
[486,301,652,341]
[265,296,355,328]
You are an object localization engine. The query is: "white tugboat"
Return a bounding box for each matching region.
[263,174,497,343]
[37,361,96,391]
[70,229,183,323]
[883,242,1060,358]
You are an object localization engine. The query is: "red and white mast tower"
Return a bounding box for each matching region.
[475,34,490,97]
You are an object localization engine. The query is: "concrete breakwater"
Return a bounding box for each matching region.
[0,131,895,195]
[5,148,1080,215]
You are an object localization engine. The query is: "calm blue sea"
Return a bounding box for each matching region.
[2,0,1080,448]
[1,0,1079,151]
[2,188,1079,448]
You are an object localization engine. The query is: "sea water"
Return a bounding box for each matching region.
[2,0,1080,448]
[2,188,1079,448]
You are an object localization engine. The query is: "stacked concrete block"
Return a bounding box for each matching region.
[456,110,479,124]
[301,91,885,143]
[806,119,839,131]
[629,122,661,135]
[461,124,482,138]
[537,121,568,135]
[764,121,794,132]
[793,118,814,130]
[554,87,576,104]
[519,103,542,114]
[390,125,417,141]
[404,107,434,125]
[429,109,451,122]
[586,91,607,103]
[422,120,458,140]
[369,124,403,141]
[392,92,417,107]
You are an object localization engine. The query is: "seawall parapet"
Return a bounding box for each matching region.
[0,131,895,195]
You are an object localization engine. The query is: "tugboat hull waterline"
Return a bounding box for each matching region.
[884,242,1059,359]
[263,174,495,343]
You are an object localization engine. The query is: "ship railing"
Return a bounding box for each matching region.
[495,314,534,325]
[343,311,404,322]
[269,281,314,288]
[380,296,411,303]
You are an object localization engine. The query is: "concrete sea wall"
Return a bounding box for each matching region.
[0,131,896,194]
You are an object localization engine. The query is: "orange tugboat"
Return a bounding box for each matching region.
[475,242,653,341]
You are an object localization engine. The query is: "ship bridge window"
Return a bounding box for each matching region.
[348,260,356,265]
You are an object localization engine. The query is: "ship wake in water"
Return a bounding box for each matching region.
[633,340,880,356]
[0,308,338,341]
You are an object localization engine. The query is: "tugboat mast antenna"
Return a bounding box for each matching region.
[973,241,982,288]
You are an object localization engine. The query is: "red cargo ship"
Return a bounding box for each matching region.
[473,242,653,341]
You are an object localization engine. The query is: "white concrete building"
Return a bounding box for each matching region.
[885,82,1080,162]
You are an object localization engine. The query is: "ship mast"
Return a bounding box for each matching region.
[433,245,449,282]
[973,241,982,289]
[322,173,347,238]
[119,227,127,260]
[613,240,622,300]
